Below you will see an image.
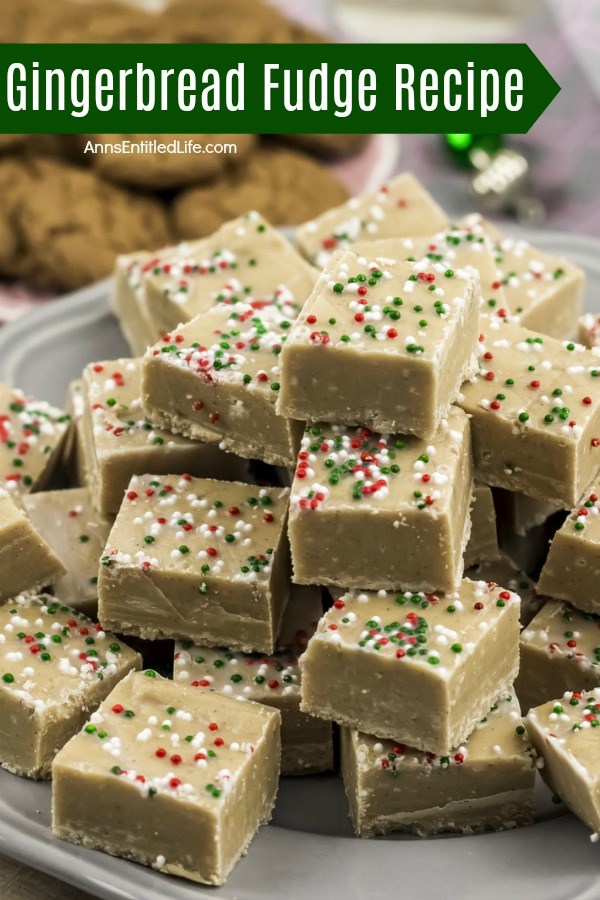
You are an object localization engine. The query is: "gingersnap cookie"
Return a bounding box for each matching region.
[0,0,43,40]
[22,0,160,43]
[286,21,330,43]
[173,147,349,238]
[161,0,292,43]
[0,156,171,292]
[0,135,26,153]
[86,134,257,189]
[279,133,368,160]
[22,135,90,166]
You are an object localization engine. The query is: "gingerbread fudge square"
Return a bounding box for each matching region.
[0,382,69,502]
[465,552,542,628]
[516,600,600,713]
[0,593,140,779]
[289,408,472,593]
[142,294,305,467]
[579,313,600,350]
[82,357,248,515]
[351,223,507,322]
[341,691,535,837]
[52,670,280,886]
[458,322,600,507]
[296,172,448,267]
[63,379,86,487]
[98,475,291,654]
[300,580,520,755]
[463,482,499,569]
[277,253,479,438]
[526,689,600,839]
[493,487,562,538]
[0,490,65,601]
[493,236,584,339]
[23,488,112,617]
[112,248,167,355]
[537,485,600,614]
[461,214,585,339]
[142,211,317,338]
[174,584,333,776]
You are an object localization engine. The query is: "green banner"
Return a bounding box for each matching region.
[0,43,559,134]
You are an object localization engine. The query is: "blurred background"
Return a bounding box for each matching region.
[0,0,597,319]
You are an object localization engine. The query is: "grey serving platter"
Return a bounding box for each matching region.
[0,229,599,900]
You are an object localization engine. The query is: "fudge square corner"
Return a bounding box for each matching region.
[340,690,536,838]
[288,406,473,594]
[277,250,480,439]
[458,322,600,508]
[98,474,291,654]
[526,688,600,839]
[0,593,141,779]
[51,670,281,886]
[299,579,521,757]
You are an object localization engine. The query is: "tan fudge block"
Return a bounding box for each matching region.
[62,378,86,485]
[174,584,332,776]
[579,313,600,350]
[52,670,280,886]
[289,408,473,593]
[142,211,317,338]
[516,600,600,713]
[465,552,542,628]
[0,593,140,779]
[296,172,448,267]
[461,214,585,339]
[0,491,65,601]
[463,483,499,569]
[299,579,520,755]
[526,689,600,838]
[341,691,535,837]
[277,253,479,438]
[23,488,112,617]
[81,357,248,514]
[458,322,600,507]
[537,485,600,613]
[98,475,291,654]
[494,236,584,338]
[111,247,175,355]
[351,223,507,324]
[0,382,69,502]
[493,486,562,537]
[142,297,305,467]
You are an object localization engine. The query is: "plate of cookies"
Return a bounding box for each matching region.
[0,174,599,900]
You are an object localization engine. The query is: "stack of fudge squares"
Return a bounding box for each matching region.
[1,173,600,888]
